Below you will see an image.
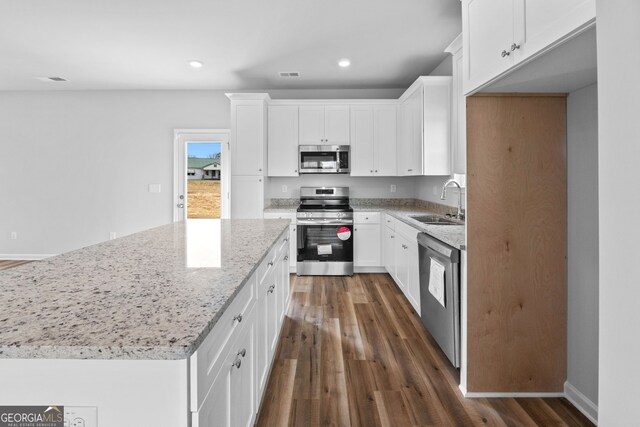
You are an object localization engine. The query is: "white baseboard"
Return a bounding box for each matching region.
[462,390,565,398]
[354,266,387,273]
[564,381,598,425]
[0,254,55,261]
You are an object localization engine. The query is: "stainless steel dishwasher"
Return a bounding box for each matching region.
[417,233,461,368]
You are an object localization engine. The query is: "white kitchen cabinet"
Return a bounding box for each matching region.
[354,224,381,268]
[194,305,255,427]
[299,105,349,145]
[383,226,396,278]
[398,77,452,176]
[231,176,264,219]
[230,100,267,176]
[289,224,297,270]
[462,0,595,94]
[268,105,299,177]
[445,34,466,174]
[350,105,398,177]
[395,233,410,291]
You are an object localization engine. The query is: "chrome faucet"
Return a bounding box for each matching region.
[441,179,465,221]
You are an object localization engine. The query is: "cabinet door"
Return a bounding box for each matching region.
[383,226,396,279]
[194,356,231,427]
[324,105,350,145]
[289,224,297,270]
[230,176,263,219]
[399,89,423,176]
[268,105,299,177]
[463,0,514,94]
[264,272,279,357]
[350,106,375,176]
[232,102,265,176]
[516,0,595,62]
[423,79,452,176]
[354,224,381,267]
[374,105,398,176]
[230,311,255,427]
[299,106,325,145]
[395,234,410,291]
[280,250,290,320]
[405,240,421,314]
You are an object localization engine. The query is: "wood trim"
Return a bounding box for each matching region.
[466,95,567,393]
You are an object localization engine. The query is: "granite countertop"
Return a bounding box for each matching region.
[0,219,290,361]
[264,199,466,250]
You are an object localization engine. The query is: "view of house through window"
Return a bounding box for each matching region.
[186,142,221,219]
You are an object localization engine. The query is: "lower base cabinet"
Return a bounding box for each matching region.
[383,214,421,313]
[191,229,291,427]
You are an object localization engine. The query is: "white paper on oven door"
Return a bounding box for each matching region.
[428,258,446,308]
[317,244,333,255]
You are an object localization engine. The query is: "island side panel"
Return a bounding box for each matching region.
[0,358,189,427]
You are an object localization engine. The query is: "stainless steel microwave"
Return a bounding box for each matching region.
[299,145,350,174]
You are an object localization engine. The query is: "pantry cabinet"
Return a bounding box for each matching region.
[299,105,350,145]
[268,105,299,177]
[398,77,452,177]
[350,104,398,177]
[462,0,595,94]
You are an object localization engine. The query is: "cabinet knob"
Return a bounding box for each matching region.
[370,170,373,173]
[259,178,262,182]
[294,169,298,173]
[259,168,262,172]
[402,244,408,250]
[268,284,275,294]
[390,235,395,239]
[284,255,289,261]
[501,50,510,57]
[510,43,521,51]
[268,261,274,267]
[232,357,242,369]
[233,313,243,323]
[237,348,247,358]
[407,169,413,172]
[375,170,378,173]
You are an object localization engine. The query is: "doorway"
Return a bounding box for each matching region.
[174,130,230,221]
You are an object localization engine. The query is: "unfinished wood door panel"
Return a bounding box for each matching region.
[466,94,567,392]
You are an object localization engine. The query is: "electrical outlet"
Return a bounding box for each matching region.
[10,231,17,240]
[390,184,397,193]
[109,232,117,240]
[148,183,161,193]
[281,185,288,193]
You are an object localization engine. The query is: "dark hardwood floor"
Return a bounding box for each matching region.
[0,260,31,271]
[256,273,594,427]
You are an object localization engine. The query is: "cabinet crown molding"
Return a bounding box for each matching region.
[226,93,271,101]
[445,33,463,55]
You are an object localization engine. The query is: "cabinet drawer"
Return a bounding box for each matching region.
[190,274,256,412]
[257,247,278,284]
[276,229,290,255]
[395,218,421,242]
[354,212,380,224]
[263,212,296,222]
[384,214,396,230]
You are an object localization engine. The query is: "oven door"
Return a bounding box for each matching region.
[296,219,354,275]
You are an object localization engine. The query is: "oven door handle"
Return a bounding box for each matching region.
[296,219,353,226]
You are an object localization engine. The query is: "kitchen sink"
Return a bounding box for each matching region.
[410,215,462,225]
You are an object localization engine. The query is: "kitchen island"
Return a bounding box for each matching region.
[0,219,291,426]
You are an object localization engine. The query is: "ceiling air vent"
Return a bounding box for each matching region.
[37,76,68,82]
[279,72,300,78]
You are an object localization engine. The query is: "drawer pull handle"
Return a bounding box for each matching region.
[268,284,276,294]
[284,256,289,261]
[268,261,274,267]
[390,235,395,239]
[501,50,510,57]
[232,357,242,369]
[233,314,243,323]
[402,244,408,249]
[237,348,246,358]
[284,238,288,243]
[511,43,521,51]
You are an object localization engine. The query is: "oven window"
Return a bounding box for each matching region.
[300,151,339,170]
[297,224,353,262]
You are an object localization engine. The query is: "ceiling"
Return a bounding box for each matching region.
[0,0,462,91]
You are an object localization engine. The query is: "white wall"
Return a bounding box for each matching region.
[566,84,599,408]
[596,1,640,423]
[0,90,230,256]
[0,88,408,256]
[267,176,416,200]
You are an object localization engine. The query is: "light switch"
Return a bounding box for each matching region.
[148,184,161,193]
[390,184,397,193]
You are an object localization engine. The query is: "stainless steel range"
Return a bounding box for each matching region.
[296,187,354,276]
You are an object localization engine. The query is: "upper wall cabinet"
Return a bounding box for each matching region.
[462,0,596,94]
[398,77,452,177]
[299,105,350,145]
[268,105,299,177]
[350,104,398,177]
[229,95,268,176]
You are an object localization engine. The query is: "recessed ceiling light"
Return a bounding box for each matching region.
[338,59,351,68]
[189,60,204,69]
